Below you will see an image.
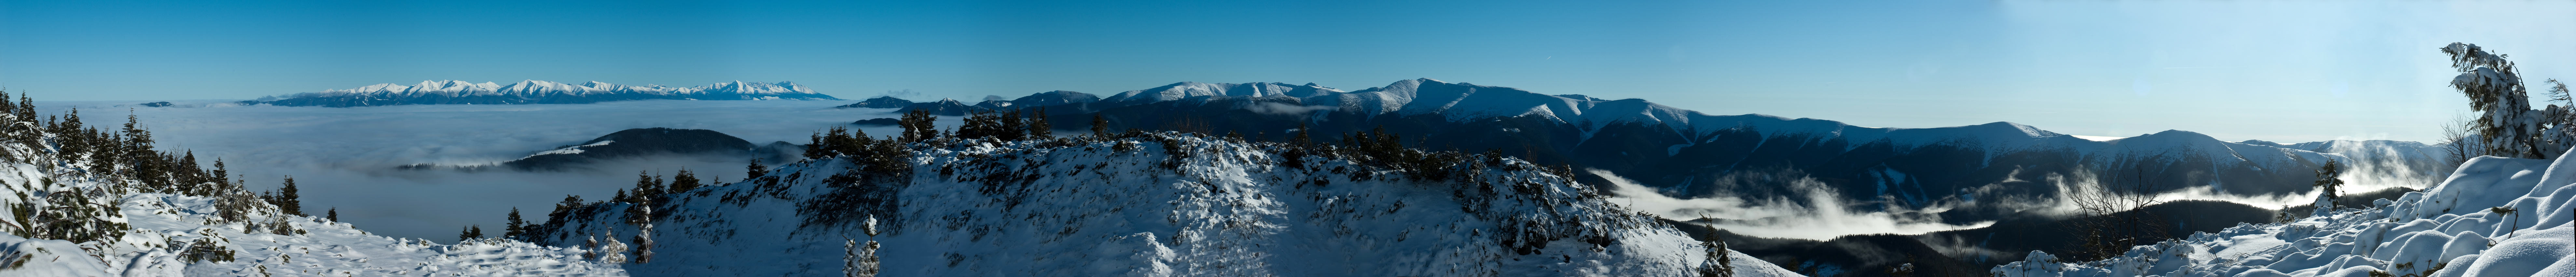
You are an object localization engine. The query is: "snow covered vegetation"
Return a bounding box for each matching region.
[521,122,1807,276]
[0,92,626,276]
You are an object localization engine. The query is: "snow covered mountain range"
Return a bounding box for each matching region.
[247,80,841,107]
[848,79,2454,216]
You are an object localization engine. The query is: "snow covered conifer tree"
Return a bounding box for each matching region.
[847,215,881,277]
[599,231,628,263]
[633,205,654,263]
[1699,233,1732,277]
[2444,42,2556,159]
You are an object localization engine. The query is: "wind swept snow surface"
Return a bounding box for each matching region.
[1992,153,2576,277]
[529,133,1807,277]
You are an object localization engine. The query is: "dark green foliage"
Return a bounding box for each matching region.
[954,110,1013,141]
[999,110,1025,140]
[746,158,768,180]
[807,126,876,160]
[459,225,483,241]
[546,195,583,231]
[898,109,938,142]
[503,207,526,239]
[22,186,125,243]
[1291,122,1312,146]
[2314,160,2345,200]
[180,237,235,264]
[669,168,702,193]
[263,176,303,216]
[326,208,338,222]
[1091,114,1109,137]
[632,171,665,202]
[1027,107,1052,138]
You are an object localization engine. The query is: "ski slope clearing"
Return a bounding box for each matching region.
[1993,152,2576,277]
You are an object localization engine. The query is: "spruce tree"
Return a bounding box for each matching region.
[1091,114,1110,137]
[599,231,629,263]
[2311,160,2346,217]
[746,158,768,180]
[898,109,937,142]
[460,225,482,242]
[633,171,664,201]
[1293,122,1313,146]
[275,176,303,216]
[326,208,338,222]
[633,205,654,264]
[806,131,830,159]
[503,207,526,239]
[1003,110,1028,140]
[669,168,702,193]
[1027,107,1052,138]
[848,215,882,277]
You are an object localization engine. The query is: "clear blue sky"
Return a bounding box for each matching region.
[6,0,2573,142]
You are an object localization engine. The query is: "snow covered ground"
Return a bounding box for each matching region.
[0,119,626,276]
[530,133,1809,277]
[1992,152,2576,277]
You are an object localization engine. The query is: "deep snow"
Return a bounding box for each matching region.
[1991,151,2576,277]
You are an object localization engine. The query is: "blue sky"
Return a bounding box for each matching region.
[5,0,2573,142]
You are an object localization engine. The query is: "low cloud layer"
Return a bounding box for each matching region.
[37,99,949,241]
[1596,169,1994,241]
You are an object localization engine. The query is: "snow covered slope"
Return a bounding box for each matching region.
[254,80,840,107]
[527,133,1806,277]
[1991,151,2576,277]
[0,103,627,276]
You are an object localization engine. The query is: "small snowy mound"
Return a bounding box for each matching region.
[1992,153,2576,277]
[529,133,1807,277]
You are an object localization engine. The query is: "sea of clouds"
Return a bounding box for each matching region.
[37,99,941,241]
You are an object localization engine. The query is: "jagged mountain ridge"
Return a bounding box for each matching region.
[251,80,841,107]
[525,133,1804,277]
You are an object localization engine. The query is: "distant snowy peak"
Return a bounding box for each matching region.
[260,80,839,107]
[1101,81,1344,103]
[315,80,817,96]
